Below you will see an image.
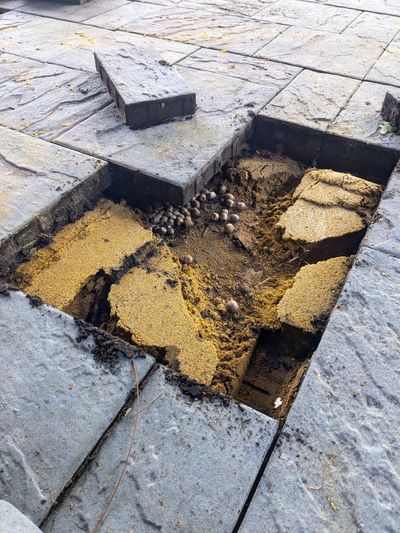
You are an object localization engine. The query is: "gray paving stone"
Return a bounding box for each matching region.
[49,29,197,73]
[0,290,154,524]
[260,69,360,131]
[364,162,400,258]
[178,47,301,87]
[0,0,27,8]
[256,26,384,78]
[240,246,400,533]
[179,0,278,16]
[329,81,400,151]
[303,0,400,17]
[83,1,160,29]
[120,6,287,55]
[0,501,42,533]
[0,61,111,140]
[44,365,278,533]
[0,126,109,274]
[94,44,196,129]
[256,0,359,32]
[366,42,400,88]
[343,11,400,44]
[0,11,107,62]
[56,66,278,203]
[16,0,129,22]
[0,51,38,83]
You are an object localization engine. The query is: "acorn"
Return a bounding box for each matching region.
[184,216,194,228]
[237,202,246,211]
[226,199,235,208]
[210,212,220,222]
[230,214,240,223]
[226,299,239,313]
[225,223,235,234]
[220,212,228,222]
[225,193,235,201]
[208,191,217,201]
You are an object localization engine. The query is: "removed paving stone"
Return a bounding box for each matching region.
[17,199,154,315]
[94,44,196,129]
[277,169,382,248]
[0,290,153,524]
[0,501,42,533]
[278,256,352,334]
[44,366,278,533]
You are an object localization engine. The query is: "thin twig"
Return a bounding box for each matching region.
[125,391,164,418]
[92,359,140,533]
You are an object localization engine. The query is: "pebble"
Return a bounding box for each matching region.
[237,202,246,211]
[225,193,235,201]
[226,299,240,313]
[225,223,235,234]
[230,214,240,223]
[220,212,228,222]
[208,191,217,201]
[226,199,235,208]
[182,255,194,265]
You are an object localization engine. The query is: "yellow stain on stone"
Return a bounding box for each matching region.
[277,256,352,334]
[277,169,382,244]
[17,199,153,312]
[108,245,219,386]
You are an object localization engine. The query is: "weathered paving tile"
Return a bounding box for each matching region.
[240,246,400,533]
[95,44,196,129]
[343,12,400,44]
[84,1,160,29]
[366,42,400,88]
[0,61,111,140]
[0,11,107,61]
[0,0,27,8]
[329,81,400,151]
[302,0,400,17]
[179,0,279,16]
[56,67,277,203]
[44,366,278,533]
[256,26,384,78]
[260,69,360,131]
[256,0,358,32]
[16,0,129,22]
[50,29,197,72]
[120,6,287,55]
[364,162,400,258]
[179,47,301,87]
[0,126,109,274]
[0,501,42,533]
[0,290,154,524]
[0,51,38,83]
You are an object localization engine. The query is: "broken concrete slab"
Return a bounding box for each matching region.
[44,365,278,533]
[277,168,382,246]
[0,60,111,140]
[256,26,384,79]
[55,66,280,204]
[0,126,109,276]
[277,256,352,334]
[0,290,154,524]
[108,244,219,385]
[0,501,42,533]
[94,44,196,129]
[17,199,154,316]
[239,246,400,532]
[259,69,360,131]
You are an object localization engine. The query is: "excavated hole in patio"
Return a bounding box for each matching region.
[13,147,383,419]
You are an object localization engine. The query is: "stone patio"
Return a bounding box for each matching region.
[0,0,399,531]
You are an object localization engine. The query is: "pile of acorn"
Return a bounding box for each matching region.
[150,184,246,237]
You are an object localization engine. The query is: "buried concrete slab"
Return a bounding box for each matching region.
[239,246,400,532]
[44,365,278,533]
[55,66,280,204]
[0,290,154,524]
[94,44,196,129]
[0,126,109,276]
[0,58,111,140]
[0,501,42,533]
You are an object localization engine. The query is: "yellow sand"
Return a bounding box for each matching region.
[108,245,219,385]
[17,199,153,312]
[277,256,352,334]
[277,169,382,243]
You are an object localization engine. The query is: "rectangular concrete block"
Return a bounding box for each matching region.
[44,366,278,532]
[0,290,154,524]
[94,44,196,129]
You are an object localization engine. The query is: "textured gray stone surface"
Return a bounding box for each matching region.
[367,42,400,88]
[0,290,154,524]
[364,162,400,258]
[178,47,301,87]
[256,0,358,32]
[260,69,360,131]
[95,44,196,129]
[256,26,384,78]
[0,51,38,83]
[0,60,111,140]
[180,0,278,16]
[329,81,400,151]
[343,11,400,43]
[120,6,287,55]
[44,366,278,533]
[302,0,400,17]
[16,0,128,22]
[56,66,280,203]
[0,501,42,533]
[0,126,108,274]
[84,1,160,29]
[240,246,400,533]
